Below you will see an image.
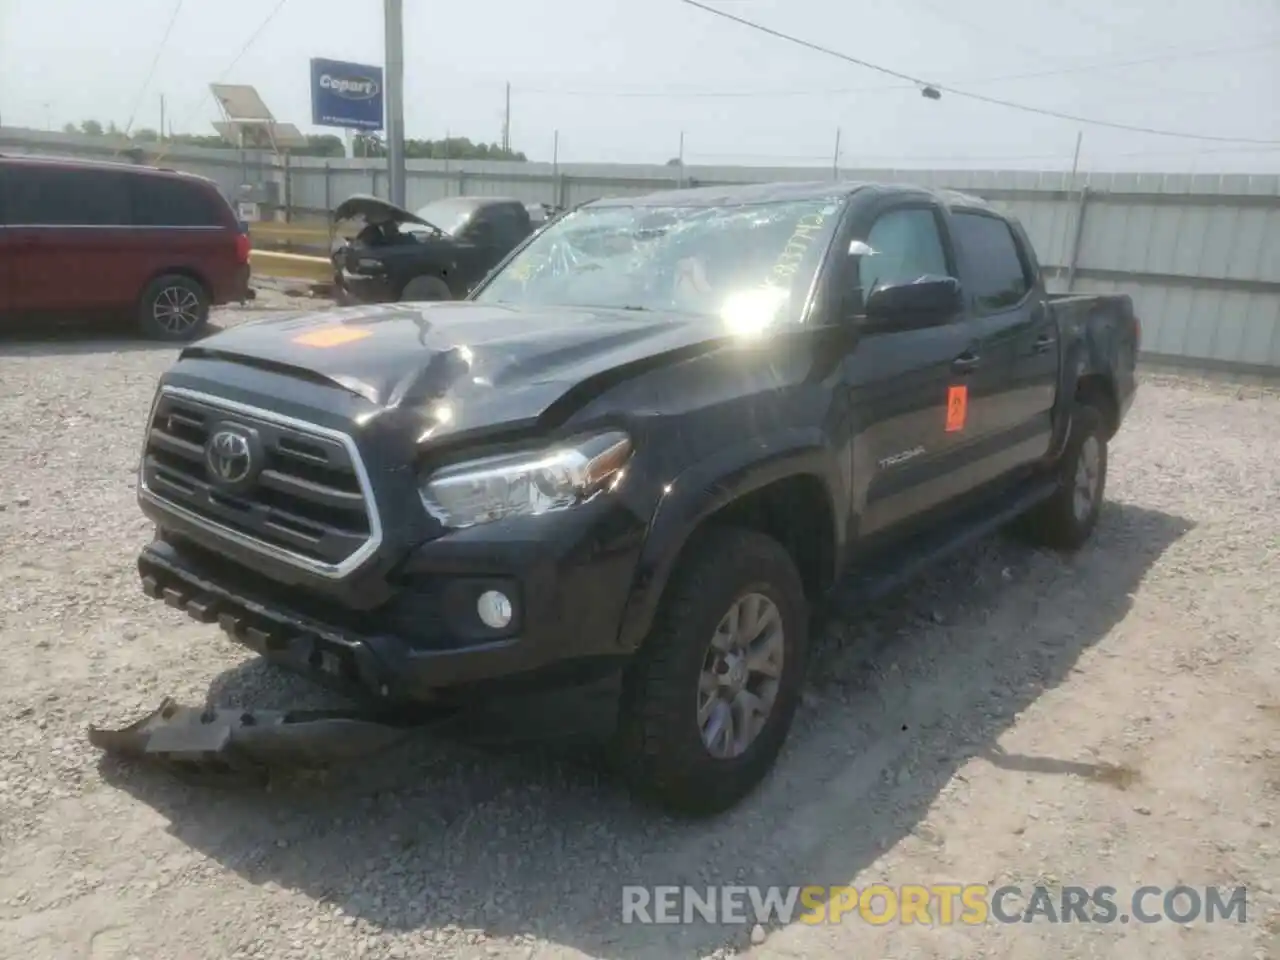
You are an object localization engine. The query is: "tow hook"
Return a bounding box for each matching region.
[88,697,454,782]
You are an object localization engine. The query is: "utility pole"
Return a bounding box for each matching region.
[383,0,406,207]
[677,130,685,188]
[1054,130,1084,286]
[159,95,166,143]
[832,127,841,180]
[552,129,560,207]
[501,82,511,153]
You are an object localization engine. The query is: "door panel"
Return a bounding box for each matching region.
[8,228,130,313]
[3,165,134,314]
[450,240,499,292]
[0,235,9,313]
[947,211,1056,478]
[840,202,989,538]
[0,166,8,315]
[847,321,982,537]
[981,298,1058,452]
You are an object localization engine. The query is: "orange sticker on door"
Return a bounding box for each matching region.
[945,385,968,433]
[291,327,372,348]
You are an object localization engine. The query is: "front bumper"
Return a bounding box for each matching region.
[333,269,396,305]
[140,493,646,704]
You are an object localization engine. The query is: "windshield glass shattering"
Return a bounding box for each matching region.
[474,197,844,326]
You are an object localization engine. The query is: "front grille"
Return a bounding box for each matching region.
[140,389,378,575]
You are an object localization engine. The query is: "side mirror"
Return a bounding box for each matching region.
[861,276,963,332]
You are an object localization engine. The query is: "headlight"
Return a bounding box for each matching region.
[420,431,632,529]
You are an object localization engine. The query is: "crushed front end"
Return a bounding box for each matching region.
[127,360,647,705]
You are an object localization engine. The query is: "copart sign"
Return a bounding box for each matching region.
[310,57,385,131]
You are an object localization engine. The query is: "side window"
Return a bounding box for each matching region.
[3,166,130,226]
[130,176,225,227]
[858,207,951,297]
[474,205,517,243]
[463,209,494,241]
[491,205,520,236]
[949,213,1033,312]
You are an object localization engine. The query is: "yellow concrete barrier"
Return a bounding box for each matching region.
[250,249,333,284]
[249,220,336,245]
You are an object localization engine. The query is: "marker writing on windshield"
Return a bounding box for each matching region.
[770,213,827,284]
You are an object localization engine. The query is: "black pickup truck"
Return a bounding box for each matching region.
[330,194,537,305]
[132,180,1138,815]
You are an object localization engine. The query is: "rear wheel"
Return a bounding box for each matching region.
[138,274,209,342]
[1021,401,1108,550]
[613,527,809,816]
[400,275,452,302]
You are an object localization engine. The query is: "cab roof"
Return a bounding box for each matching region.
[586,179,1000,215]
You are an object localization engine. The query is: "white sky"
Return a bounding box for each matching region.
[1,0,1277,173]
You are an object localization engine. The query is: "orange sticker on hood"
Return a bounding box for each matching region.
[292,327,372,348]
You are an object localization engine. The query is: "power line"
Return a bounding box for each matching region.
[212,0,291,89]
[908,0,1054,64]
[903,0,1221,106]
[679,0,1280,145]
[151,0,291,163]
[121,0,184,137]
[511,37,1279,100]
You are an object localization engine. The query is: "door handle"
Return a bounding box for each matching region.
[951,350,981,373]
[1033,333,1056,354]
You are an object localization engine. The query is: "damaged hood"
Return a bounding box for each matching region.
[332,194,439,230]
[180,301,740,439]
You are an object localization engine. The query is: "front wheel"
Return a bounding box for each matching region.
[613,527,809,816]
[400,275,452,302]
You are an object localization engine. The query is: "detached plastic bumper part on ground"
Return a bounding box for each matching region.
[88,698,433,780]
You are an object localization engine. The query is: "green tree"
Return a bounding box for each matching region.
[55,120,528,162]
[295,134,345,157]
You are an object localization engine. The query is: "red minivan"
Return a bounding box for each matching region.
[0,154,251,341]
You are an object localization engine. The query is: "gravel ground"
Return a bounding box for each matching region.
[1,300,1278,960]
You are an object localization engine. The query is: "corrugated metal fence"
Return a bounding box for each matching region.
[3,126,1278,377]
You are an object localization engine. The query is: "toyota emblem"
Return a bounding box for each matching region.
[205,429,254,485]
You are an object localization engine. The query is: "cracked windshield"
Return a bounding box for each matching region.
[477,199,841,328]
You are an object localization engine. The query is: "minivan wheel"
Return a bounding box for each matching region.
[400,275,452,302]
[613,526,809,816]
[138,274,210,342]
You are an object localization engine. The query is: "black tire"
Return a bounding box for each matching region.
[613,526,810,816]
[138,274,210,342]
[1021,402,1108,550]
[400,275,452,302]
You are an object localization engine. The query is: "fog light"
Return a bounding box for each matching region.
[476,590,513,629]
